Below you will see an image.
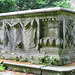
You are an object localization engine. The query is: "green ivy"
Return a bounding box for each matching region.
[30,56,59,66]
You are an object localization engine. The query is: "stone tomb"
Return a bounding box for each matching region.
[0,7,75,62]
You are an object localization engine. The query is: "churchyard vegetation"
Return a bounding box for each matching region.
[0,0,73,13]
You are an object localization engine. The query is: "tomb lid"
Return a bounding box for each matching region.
[0,7,75,17]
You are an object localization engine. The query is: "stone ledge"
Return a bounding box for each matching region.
[4,62,42,75]
[0,7,75,17]
[3,62,75,75]
[41,66,75,72]
[4,62,43,69]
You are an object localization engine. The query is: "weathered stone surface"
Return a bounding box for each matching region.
[4,62,42,75]
[4,62,75,75]
[0,7,75,63]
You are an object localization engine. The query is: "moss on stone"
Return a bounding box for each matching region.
[25,22,31,30]
[51,39,56,47]
[46,39,50,46]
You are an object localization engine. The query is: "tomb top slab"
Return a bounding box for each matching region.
[0,7,75,17]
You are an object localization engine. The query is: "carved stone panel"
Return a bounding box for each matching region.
[13,23,24,50]
[40,18,61,48]
[3,18,23,50]
[3,18,38,51]
[24,20,37,50]
[65,19,74,48]
[0,20,3,49]
[73,25,75,46]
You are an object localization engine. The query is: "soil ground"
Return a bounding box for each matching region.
[0,59,41,65]
[0,70,36,75]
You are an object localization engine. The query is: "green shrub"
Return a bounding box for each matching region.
[13,56,19,61]
[19,58,27,62]
[0,56,5,59]
[29,56,59,66]
[29,60,35,64]
[61,56,69,65]
[38,56,58,66]
[0,61,5,71]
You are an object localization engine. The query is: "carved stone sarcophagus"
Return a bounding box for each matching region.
[0,7,75,62]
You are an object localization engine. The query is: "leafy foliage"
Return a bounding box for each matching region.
[61,56,69,65]
[0,0,72,12]
[38,56,58,66]
[0,61,5,71]
[53,0,71,8]
[16,0,47,10]
[0,0,16,13]
[0,55,69,66]
[29,56,59,66]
